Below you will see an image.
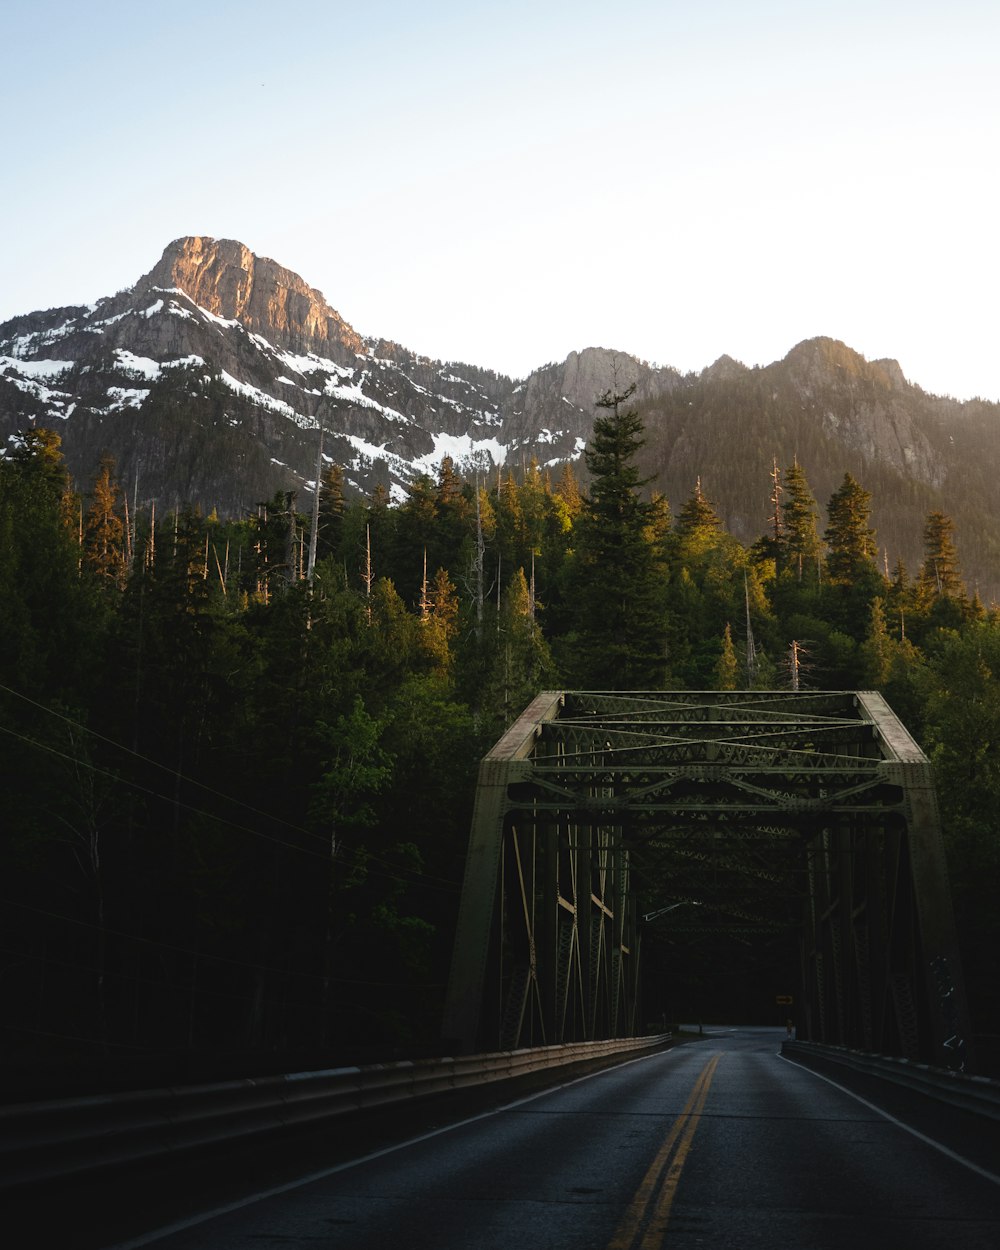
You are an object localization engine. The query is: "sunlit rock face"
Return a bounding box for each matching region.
[139,237,366,361]
[772,337,943,486]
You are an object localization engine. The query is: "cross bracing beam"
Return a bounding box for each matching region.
[441,691,971,1069]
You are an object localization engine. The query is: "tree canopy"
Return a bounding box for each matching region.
[2,424,998,1089]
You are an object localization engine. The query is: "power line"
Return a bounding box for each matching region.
[0,721,333,863]
[0,679,463,893]
[0,677,327,842]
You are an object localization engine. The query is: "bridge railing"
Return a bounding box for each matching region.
[8,1036,1000,1195]
[0,1032,671,1192]
[782,1039,1000,1120]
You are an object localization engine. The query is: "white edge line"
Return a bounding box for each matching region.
[103,1047,674,1249]
[779,1051,1000,1188]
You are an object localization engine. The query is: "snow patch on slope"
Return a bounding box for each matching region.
[412,432,507,473]
[0,357,74,380]
[217,371,316,429]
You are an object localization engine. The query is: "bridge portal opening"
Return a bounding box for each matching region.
[442,691,970,1069]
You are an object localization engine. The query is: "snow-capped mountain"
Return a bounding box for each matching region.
[0,237,676,512]
[4,235,1000,598]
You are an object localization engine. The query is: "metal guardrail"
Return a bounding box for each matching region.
[782,1040,1000,1121]
[0,1032,671,1191]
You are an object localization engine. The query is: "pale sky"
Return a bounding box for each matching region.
[3,0,999,399]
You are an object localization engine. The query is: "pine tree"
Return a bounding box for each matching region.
[434,456,473,574]
[518,458,549,560]
[316,463,345,563]
[249,491,299,601]
[780,460,822,582]
[0,430,96,697]
[860,596,892,686]
[495,470,525,572]
[917,511,964,601]
[553,462,583,520]
[435,455,463,511]
[9,428,73,518]
[567,384,665,688]
[362,483,395,597]
[82,453,127,591]
[823,472,878,584]
[715,623,739,690]
[887,558,912,634]
[646,492,672,547]
[418,566,460,676]
[485,567,556,729]
[396,473,438,596]
[675,478,722,546]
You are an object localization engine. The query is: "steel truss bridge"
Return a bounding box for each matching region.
[442,691,971,1069]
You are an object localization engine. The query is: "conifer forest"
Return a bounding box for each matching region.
[2,390,999,1096]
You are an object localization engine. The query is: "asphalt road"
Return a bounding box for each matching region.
[35,1027,1000,1249]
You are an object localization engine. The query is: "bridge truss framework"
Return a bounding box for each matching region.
[442,691,970,1069]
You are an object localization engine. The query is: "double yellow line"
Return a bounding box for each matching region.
[608,1053,721,1250]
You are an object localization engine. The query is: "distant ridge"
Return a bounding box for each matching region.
[1,236,999,595]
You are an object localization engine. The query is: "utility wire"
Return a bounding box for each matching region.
[0,694,462,892]
[0,722,333,864]
[0,677,325,843]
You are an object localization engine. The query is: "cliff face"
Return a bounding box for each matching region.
[762,337,943,485]
[504,348,685,460]
[1,238,1000,594]
[139,237,366,361]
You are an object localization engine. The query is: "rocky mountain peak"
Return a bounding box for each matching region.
[870,357,908,391]
[780,337,910,396]
[138,236,365,361]
[782,336,865,376]
[702,354,748,382]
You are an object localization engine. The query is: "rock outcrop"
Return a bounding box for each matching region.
[139,237,365,361]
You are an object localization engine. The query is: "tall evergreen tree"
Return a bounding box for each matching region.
[887,558,913,631]
[494,470,526,573]
[779,460,822,582]
[517,458,549,561]
[823,472,878,584]
[434,455,473,575]
[316,463,346,563]
[715,623,739,690]
[8,428,74,517]
[917,511,965,602]
[860,596,892,687]
[393,475,438,604]
[82,453,127,591]
[0,430,96,697]
[567,385,665,688]
[675,478,722,547]
[418,566,460,676]
[553,462,583,521]
[484,567,556,730]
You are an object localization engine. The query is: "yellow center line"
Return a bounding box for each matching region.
[640,1053,719,1247]
[607,1053,722,1250]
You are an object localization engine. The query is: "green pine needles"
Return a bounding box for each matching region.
[567,384,667,689]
